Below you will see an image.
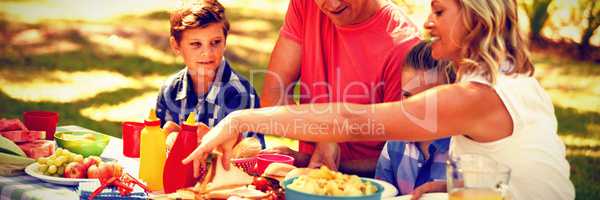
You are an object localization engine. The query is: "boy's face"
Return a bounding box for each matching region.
[401,67,447,99]
[171,22,226,78]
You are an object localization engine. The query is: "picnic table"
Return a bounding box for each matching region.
[0,125,140,200]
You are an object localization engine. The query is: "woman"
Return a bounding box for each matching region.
[183,0,575,199]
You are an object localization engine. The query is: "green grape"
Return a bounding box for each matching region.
[38,164,48,172]
[56,156,67,166]
[65,153,74,162]
[57,166,65,176]
[74,154,84,162]
[62,149,71,155]
[46,159,56,166]
[55,148,63,156]
[37,157,48,164]
[48,165,57,174]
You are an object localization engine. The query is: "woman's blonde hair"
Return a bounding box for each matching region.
[456,0,534,84]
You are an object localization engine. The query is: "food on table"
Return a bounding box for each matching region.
[1,118,54,162]
[162,154,268,200]
[198,154,255,192]
[54,131,109,157]
[1,130,46,143]
[0,151,34,165]
[231,137,262,159]
[261,162,297,182]
[64,161,86,178]
[284,167,313,181]
[1,132,35,170]
[0,134,27,156]
[206,185,269,199]
[139,108,167,191]
[36,148,82,176]
[61,132,96,142]
[35,147,123,180]
[0,118,46,145]
[87,161,123,181]
[287,166,378,196]
[17,140,55,159]
[0,118,28,132]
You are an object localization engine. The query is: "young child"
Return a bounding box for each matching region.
[374,41,453,195]
[156,0,265,148]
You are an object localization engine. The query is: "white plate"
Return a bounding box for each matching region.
[362,178,398,198]
[25,163,97,186]
[385,192,448,200]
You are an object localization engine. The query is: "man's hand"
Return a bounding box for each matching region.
[307,142,340,170]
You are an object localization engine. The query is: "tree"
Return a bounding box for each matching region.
[579,0,600,58]
[522,0,554,43]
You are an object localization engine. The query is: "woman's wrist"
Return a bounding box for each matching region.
[227,110,249,134]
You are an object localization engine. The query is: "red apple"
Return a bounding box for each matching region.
[82,157,98,169]
[86,161,124,181]
[96,162,112,181]
[107,162,123,178]
[87,164,100,179]
[64,162,86,178]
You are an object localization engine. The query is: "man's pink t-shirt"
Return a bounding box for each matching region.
[280,0,420,161]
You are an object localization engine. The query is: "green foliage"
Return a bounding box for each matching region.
[522,0,554,42]
[580,0,600,56]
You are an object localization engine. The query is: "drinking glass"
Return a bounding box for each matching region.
[447,153,511,200]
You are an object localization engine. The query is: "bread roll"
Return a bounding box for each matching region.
[232,137,261,158]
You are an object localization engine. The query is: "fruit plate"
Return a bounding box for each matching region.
[25,163,96,186]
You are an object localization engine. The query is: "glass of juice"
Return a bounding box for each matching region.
[447,154,511,200]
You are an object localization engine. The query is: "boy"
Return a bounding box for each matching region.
[374,41,454,195]
[156,0,265,148]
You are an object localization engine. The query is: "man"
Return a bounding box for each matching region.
[261,0,419,176]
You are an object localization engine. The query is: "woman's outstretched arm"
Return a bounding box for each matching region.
[183,82,511,170]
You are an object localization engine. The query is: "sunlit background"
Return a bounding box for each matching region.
[0,0,599,198]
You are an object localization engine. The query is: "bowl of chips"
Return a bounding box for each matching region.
[282,166,383,200]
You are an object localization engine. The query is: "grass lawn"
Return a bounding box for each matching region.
[1,1,599,199]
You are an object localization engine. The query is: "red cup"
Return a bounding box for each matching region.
[256,153,294,175]
[23,111,59,140]
[122,122,144,158]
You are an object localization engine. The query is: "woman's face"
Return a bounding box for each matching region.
[314,0,374,26]
[424,0,467,61]
[171,22,226,78]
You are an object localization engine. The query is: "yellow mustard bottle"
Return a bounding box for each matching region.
[138,108,166,191]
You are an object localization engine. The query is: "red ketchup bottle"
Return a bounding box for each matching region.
[162,112,209,193]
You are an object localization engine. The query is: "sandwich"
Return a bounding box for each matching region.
[165,153,268,199]
[231,137,261,159]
